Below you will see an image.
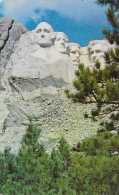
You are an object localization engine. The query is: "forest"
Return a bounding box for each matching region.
[0,122,119,194]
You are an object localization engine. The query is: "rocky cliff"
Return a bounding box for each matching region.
[0,17,114,153]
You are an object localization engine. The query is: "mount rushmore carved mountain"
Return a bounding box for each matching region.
[0,17,116,153]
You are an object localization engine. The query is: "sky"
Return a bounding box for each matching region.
[0,0,110,46]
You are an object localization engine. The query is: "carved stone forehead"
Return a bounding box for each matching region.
[90,44,108,51]
[56,32,68,41]
[69,42,80,49]
[89,40,110,50]
[35,22,54,32]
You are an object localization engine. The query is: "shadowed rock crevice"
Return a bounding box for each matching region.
[0,18,13,51]
[41,76,68,88]
[0,18,27,60]
[8,76,67,93]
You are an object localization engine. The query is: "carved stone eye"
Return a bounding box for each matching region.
[36,29,42,33]
[56,38,60,41]
[96,50,101,53]
[90,50,94,55]
[44,29,49,33]
[71,51,76,54]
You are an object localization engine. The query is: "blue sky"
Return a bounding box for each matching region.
[0,0,110,46]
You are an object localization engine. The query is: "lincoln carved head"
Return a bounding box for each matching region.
[88,40,112,65]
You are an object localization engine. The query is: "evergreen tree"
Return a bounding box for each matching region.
[65,0,119,133]
[71,132,119,194]
[97,0,119,44]
[0,148,17,192]
[1,123,51,194]
[1,123,119,194]
[65,48,119,132]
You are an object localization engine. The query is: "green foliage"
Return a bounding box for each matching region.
[66,46,119,103]
[1,2,119,194]
[64,10,119,188]
[58,137,71,169]
[0,147,17,192]
[65,46,119,131]
[0,123,119,194]
[88,1,119,132]
[71,132,119,194]
[65,63,103,103]
[1,123,51,194]
[74,131,119,156]
[97,0,119,44]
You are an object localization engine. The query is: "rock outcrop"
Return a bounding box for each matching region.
[0,17,27,139]
[0,17,116,153]
[0,18,27,85]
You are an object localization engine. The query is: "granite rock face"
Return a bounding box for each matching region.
[0,17,27,88]
[0,18,116,153]
[0,17,27,141]
[3,22,77,102]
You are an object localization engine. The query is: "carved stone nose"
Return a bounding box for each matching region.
[61,42,64,46]
[93,56,96,61]
[41,31,45,37]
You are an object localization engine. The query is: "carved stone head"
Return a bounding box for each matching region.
[69,42,80,65]
[34,22,55,47]
[88,40,112,65]
[54,32,69,54]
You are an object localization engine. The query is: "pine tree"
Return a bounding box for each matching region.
[71,132,119,194]
[1,123,119,194]
[65,0,119,132]
[0,148,17,192]
[1,122,52,194]
[97,0,119,44]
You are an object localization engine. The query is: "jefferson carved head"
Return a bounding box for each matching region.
[34,22,55,47]
[54,32,69,54]
[69,43,80,65]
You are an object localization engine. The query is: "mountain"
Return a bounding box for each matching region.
[0,17,114,153]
